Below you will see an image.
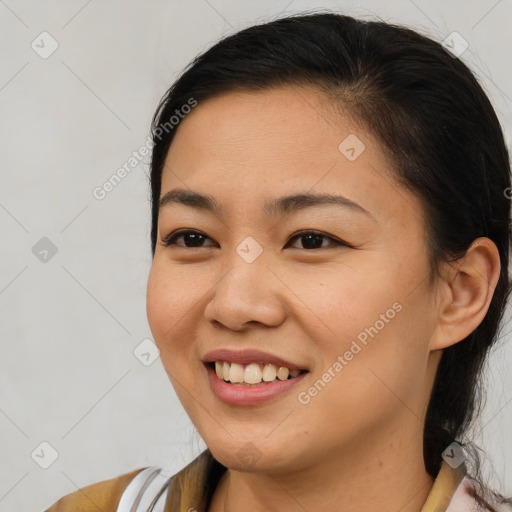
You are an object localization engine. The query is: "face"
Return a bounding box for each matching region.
[146,86,442,474]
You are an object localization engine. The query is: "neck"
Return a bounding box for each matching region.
[209,418,434,512]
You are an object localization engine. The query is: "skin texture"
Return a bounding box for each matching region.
[146,86,501,512]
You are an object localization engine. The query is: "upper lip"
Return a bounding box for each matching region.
[203,349,307,371]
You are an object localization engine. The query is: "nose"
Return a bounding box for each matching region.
[204,253,286,332]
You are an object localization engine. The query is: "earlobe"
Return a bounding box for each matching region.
[429,237,501,351]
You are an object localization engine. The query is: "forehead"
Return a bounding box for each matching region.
[160,86,421,226]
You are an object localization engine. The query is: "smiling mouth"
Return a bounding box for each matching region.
[209,361,308,386]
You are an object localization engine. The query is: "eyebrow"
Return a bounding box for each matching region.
[159,188,376,221]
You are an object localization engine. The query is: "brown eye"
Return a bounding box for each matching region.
[161,230,216,248]
[286,231,351,250]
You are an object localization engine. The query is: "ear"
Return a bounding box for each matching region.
[429,237,501,351]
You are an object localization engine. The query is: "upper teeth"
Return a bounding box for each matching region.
[215,361,301,385]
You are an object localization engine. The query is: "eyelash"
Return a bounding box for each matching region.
[160,229,353,250]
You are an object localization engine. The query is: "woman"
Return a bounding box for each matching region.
[44,11,512,512]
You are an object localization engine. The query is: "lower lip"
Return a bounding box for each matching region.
[205,364,308,406]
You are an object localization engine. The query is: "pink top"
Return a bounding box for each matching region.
[444,475,512,511]
[445,477,479,511]
[421,460,511,512]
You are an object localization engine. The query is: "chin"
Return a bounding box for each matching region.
[205,435,304,474]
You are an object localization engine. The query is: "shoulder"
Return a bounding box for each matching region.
[43,467,149,512]
[42,451,221,512]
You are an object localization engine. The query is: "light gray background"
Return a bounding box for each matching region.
[1,1,511,511]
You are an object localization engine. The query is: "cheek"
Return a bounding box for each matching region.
[146,266,172,341]
[146,266,204,408]
[303,265,426,386]
[146,264,197,356]
[293,264,397,348]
